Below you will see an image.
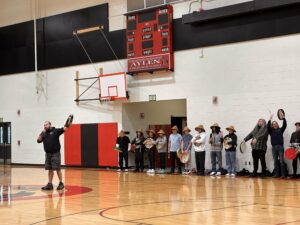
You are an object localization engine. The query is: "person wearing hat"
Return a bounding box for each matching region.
[182,127,193,175]
[209,123,224,176]
[223,126,237,177]
[131,129,145,172]
[168,125,183,174]
[190,125,207,176]
[289,122,300,178]
[243,119,268,178]
[144,129,157,173]
[116,130,131,172]
[267,112,287,178]
[156,129,167,173]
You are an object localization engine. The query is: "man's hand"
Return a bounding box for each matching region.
[37,130,45,142]
[252,138,257,145]
[269,113,274,121]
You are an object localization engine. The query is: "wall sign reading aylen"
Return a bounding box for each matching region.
[128,54,171,73]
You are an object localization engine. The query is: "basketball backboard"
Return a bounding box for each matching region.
[98,72,127,101]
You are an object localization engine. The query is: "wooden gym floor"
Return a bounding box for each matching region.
[0,165,300,225]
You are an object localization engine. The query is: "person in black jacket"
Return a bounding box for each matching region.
[267,112,287,178]
[37,121,69,190]
[131,129,145,172]
[116,130,130,172]
[224,126,237,177]
[289,122,300,178]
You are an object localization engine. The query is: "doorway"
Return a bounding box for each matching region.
[171,116,187,134]
[122,99,187,168]
[0,122,11,165]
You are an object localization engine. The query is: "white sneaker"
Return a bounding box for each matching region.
[231,173,236,177]
[117,169,122,172]
[216,172,221,176]
[151,169,155,173]
[124,169,128,172]
[147,169,151,173]
[209,171,216,176]
[225,173,230,176]
[161,169,165,174]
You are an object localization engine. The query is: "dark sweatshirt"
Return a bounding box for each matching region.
[116,136,130,152]
[267,118,286,146]
[37,127,64,153]
[290,131,300,144]
[224,133,237,152]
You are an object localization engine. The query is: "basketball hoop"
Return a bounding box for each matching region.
[98,72,127,102]
[99,95,115,103]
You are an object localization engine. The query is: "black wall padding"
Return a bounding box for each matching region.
[182,2,254,24]
[182,0,300,24]
[81,124,99,167]
[37,3,126,70]
[173,4,300,51]
[37,29,126,70]
[0,21,35,75]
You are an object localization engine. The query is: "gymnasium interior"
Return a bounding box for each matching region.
[1,0,300,224]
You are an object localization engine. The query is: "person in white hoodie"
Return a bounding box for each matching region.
[188,125,207,176]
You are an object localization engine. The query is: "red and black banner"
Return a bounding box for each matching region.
[64,123,118,167]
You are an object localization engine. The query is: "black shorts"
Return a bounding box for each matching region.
[45,152,61,170]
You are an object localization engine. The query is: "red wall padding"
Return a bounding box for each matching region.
[98,123,118,167]
[64,124,81,165]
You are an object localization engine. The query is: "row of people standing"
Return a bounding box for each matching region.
[116,113,300,178]
[116,124,237,176]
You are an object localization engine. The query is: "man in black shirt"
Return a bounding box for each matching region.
[290,122,300,178]
[37,121,68,190]
[116,130,130,172]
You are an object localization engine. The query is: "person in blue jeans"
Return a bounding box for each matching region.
[267,111,287,178]
[223,126,237,177]
[168,126,183,174]
[209,123,223,176]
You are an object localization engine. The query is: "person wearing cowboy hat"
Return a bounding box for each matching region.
[144,129,157,174]
[156,129,167,173]
[189,125,207,176]
[116,130,131,172]
[223,126,237,177]
[131,129,145,172]
[289,122,300,179]
[182,127,193,175]
[209,123,224,176]
[168,125,183,174]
